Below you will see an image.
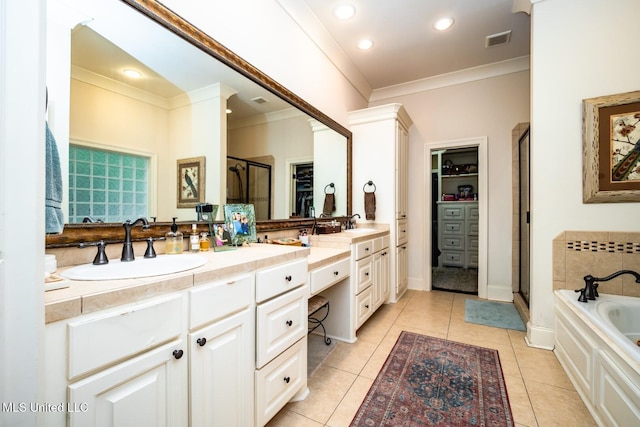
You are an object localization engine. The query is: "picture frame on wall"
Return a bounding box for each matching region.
[583,90,640,203]
[223,204,257,245]
[177,156,205,208]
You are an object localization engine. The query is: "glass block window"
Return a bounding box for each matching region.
[68,145,148,223]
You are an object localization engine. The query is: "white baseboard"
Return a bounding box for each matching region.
[525,322,555,350]
[487,285,514,302]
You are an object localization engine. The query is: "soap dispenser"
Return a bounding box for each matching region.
[165,217,183,254]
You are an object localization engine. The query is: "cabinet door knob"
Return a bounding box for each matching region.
[285,275,292,282]
[364,305,369,309]
[333,271,339,275]
[172,349,184,360]
[365,272,369,276]
[283,376,291,384]
[197,338,207,347]
[365,247,369,251]
[286,320,293,326]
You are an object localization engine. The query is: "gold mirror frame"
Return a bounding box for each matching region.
[46,0,352,248]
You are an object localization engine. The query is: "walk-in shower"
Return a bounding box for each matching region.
[226,156,272,220]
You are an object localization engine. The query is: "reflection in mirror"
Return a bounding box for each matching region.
[51,0,349,228]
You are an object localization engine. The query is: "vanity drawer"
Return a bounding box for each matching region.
[189,273,253,330]
[441,221,464,235]
[255,337,306,427]
[354,240,374,260]
[396,218,408,245]
[441,250,464,267]
[441,205,464,219]
[356,286,373,329]
[67,293,183,380]
[255,258,307,303]
[310,257,350,295]
[355,257,373,294]
[256,285,307,369]
[442,236,464,250]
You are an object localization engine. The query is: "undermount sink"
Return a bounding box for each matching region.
[60,254,208,281]
[344,228,377,233]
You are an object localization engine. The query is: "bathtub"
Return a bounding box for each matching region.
[555,289,640,426]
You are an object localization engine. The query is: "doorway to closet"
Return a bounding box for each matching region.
[425,137,488,298]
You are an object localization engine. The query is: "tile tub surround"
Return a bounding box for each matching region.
[553,231,640,297]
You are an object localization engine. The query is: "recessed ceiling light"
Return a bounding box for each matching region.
[334,4,356,20]
[433,17,454,31]
[357,39,374,50]
[123,69,141,79]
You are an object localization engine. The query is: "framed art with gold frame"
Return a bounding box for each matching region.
[583,90,640,203]
[177,156,205,208]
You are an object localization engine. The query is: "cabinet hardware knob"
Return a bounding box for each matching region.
[286,320,293,326]
[284,376,291,383]
[365,272,369,276]
[172,349,184,359]
[365,247,369,251]
[365,305,369,309]
[285,275,292,282]
[197,338,207,347]
[333,271,339,275]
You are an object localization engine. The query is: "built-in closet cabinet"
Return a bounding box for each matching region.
[349,103,412,303]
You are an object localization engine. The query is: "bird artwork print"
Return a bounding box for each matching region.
[611,112,640,182]
[182,167,198,199]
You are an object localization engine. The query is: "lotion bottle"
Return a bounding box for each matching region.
[165,217,183,254]
[190,224,200,252]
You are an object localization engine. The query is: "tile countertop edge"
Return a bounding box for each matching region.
[45,244,310,323]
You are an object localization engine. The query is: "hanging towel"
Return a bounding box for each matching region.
[322,193,335,216]
[364,191,376,220]
[45,122,64,234]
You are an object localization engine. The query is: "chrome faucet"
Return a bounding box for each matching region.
[345,213,361,230]
[121,217,150,262]
[578,270,640,302]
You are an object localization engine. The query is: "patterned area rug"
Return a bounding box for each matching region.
[351,331,514,426]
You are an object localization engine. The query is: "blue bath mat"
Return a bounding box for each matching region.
[464,299,526,331]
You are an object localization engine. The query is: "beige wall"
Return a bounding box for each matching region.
[371,71,531,296]
[529,0,640,348]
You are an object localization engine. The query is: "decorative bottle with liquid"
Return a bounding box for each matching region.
[199,232,210,251]
[165,217,183,254]
[190,224,200,252]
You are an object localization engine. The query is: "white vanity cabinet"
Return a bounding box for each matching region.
[188,274,254,427]
[354,235,390,330]
[349,103,413,303]
[55,293,188,427]
[254,258,309,427]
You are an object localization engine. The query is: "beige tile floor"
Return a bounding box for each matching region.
[267,290,596,427]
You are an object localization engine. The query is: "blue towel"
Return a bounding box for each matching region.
[45,122,64,234]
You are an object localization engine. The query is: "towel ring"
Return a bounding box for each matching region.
[324,183,335,194]
[363,180,376,193]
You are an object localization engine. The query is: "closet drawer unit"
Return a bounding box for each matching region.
[255,337,306,427]
[189,274,253,330]
[396,218,408,245]
[466,236,479,252]
[255,258,307,303]
[441,250,464,267]
[354,257,373,294]
[466,252,479,268]
[442,236,464,251]
[465,204,479,220]
[256,285,307,369]
[309,257,349,295]
[354,239,374,261]
[355,286,373,329]
[466,221,479,236]
[67,293,183,380]
[441,205,464,220]
[441,221,465,235]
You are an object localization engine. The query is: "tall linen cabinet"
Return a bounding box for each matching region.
[349,104,412,303]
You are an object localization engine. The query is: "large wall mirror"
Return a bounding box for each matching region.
[46,0,351,246]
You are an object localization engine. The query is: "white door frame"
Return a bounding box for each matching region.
[423,137,488,299]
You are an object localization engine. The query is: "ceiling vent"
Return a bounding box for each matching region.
[251,96,268,104]
[485,30,512,48]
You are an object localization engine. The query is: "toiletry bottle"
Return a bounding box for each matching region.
[190,224,200,252]
[165,217,183,254]
[199,232,210,251]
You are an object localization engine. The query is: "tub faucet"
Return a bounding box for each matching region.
[345,213,361,230]
[121,217,150,262]
[580,270,640,302]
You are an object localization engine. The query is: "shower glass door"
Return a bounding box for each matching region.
[226,156,272,220]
